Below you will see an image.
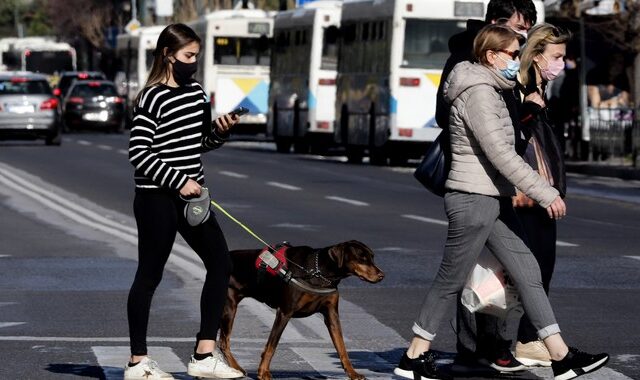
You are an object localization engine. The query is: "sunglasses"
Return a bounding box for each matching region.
[497,49,520,60]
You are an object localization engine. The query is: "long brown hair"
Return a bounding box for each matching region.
[519,23,570,86]
[134,23,201,104]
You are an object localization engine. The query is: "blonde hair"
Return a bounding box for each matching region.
[519,23,571,86]
[473,24,519,66]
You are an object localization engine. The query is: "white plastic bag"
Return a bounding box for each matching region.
[461,252,521,318]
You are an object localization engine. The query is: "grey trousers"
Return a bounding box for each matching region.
[413,191,560,341]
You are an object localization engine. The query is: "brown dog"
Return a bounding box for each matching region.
[218,240,384,380]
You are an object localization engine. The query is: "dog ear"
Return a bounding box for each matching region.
[328,245,345,268]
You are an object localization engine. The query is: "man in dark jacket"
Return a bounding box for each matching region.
[435,0,538,373]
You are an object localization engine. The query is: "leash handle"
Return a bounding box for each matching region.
[210,199,274,250]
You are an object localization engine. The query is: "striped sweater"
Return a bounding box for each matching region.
[128,81,227,191]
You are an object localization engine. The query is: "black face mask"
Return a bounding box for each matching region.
[171,58,197,86]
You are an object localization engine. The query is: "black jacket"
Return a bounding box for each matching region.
[435,19,527,156]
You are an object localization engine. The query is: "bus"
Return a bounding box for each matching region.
[189,8,274,133]
[1,37,76,77]
[268,0,342,153]
[334,0,543,164]
[115,25,166,110]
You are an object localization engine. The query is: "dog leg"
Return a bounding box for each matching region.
[218,291,245,374]
[257,310,291,380]
[322,305,365,380]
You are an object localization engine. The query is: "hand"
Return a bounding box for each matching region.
[214,113,239,135]
[179,179,201,197]
[524,92,545,108]
[546,196,566,220]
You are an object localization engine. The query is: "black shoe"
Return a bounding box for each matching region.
[394,351,452,380]
[478,348,526,372]
[551,347,609,380]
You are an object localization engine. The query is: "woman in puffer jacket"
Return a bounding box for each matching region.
[393,24,608,380]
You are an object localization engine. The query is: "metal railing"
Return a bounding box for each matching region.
[587,107,636,163]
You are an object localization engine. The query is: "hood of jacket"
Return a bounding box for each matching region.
[444,61,516,105]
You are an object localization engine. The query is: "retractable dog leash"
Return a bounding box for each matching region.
[209,199,337,295]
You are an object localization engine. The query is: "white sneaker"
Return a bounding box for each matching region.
[124,356,174,379]
[187,351,244,379]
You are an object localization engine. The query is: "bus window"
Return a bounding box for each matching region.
[26,51,73,74]
[402,19,464,69]
[214,36,271,66]
[321,26,339,71]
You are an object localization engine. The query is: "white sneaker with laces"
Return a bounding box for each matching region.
[187,351,244,379]
[124,356,174,379]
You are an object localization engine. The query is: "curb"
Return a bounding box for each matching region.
[565,162,640,181]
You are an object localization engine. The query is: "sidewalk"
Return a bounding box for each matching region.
[566,161,640,181]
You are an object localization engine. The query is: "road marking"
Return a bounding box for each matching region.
[117,149,128,155]
[269,223,320,231]
[266,181,301,191]
[239,299,309,342]
[624,256,640,261]
[219,170,248,179]
[0,336,326,343]
[0,254,10,258]
[97,144,113,151]
[0,322,26,329]
[325,196,369,207]
[77,140,92,146]
[402,214,448,226]
[556,240,579,247]
[290,347,394,379]
[93,346,186,379]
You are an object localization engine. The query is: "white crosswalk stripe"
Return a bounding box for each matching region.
[290,347,394,380]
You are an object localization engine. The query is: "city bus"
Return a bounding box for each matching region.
[268,0,342,153]
[115,25,166,110]
[189,8,274,133]
[334,0,543,164]
[1,37,76,77]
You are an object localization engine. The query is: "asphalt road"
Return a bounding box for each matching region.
[0,132,639,380]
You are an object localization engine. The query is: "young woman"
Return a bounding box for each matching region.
[513,23,570,368]
[124,23,243,380]
[393,24,608,380]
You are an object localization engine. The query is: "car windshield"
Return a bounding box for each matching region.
[0,79,51,95]
[59,74,104,95]
[402,19,465,69]
[70,84,118,97]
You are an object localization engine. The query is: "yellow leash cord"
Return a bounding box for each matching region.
[210,199,275,251]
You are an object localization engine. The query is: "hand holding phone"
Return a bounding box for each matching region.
[230,106,249,117]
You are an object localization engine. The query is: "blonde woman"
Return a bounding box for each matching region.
[394,24,608,380]
[512,23,570,368]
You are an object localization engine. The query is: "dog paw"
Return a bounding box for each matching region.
[257,370,272,380]
[347,372,366,380]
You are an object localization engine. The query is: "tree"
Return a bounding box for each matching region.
[46,0,113,48]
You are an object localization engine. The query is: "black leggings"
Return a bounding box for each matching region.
[128,191,232,356]
[515,206,557,344]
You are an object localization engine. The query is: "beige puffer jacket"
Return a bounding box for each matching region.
[443,61,558,208]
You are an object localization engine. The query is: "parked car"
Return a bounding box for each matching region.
[53,71,106,99]
[62,80,125,133]
[0,72,61,145]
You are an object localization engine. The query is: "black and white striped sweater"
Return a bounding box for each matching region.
[128,81,227,191]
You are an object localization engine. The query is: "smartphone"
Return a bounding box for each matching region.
[230,106,249,117]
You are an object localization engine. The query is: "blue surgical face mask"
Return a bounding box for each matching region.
[495,54,520,80]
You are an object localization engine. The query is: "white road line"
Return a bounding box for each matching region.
[0,336,326,343]
[117,149,128,155]
[556,240,579,247]
[77,140,92,146]
[0,322,25,329]
[266,181,301,191]
[238,299,309,342]
[325,196,369,207]
[290,347,394,380]
[0,254,10,258]
[97,144,113,151]
[402,214,448,226]
[219,170,248,179]
[624,256,640,261]
[93,346,186,380]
